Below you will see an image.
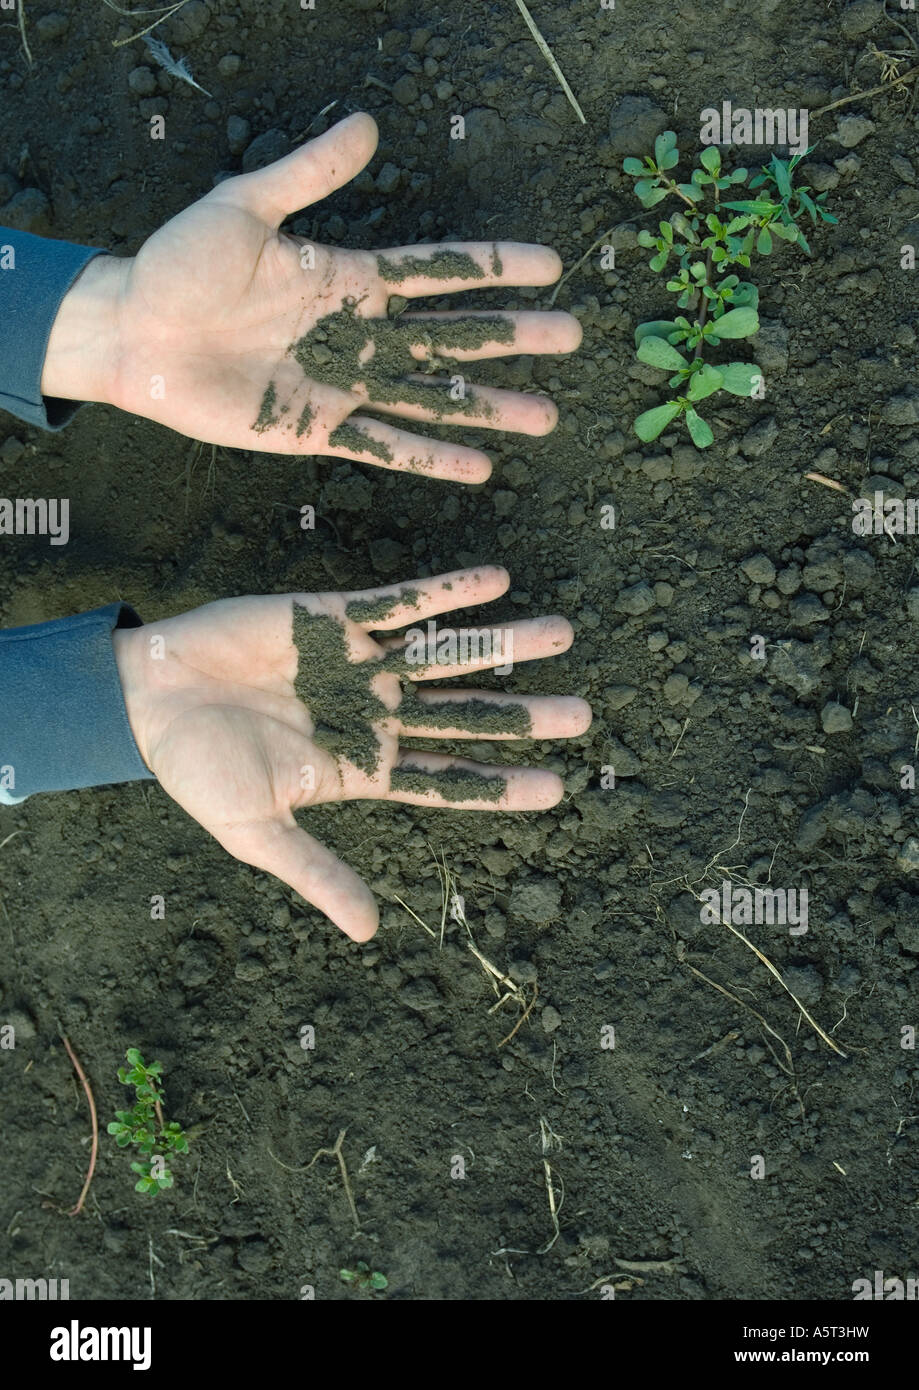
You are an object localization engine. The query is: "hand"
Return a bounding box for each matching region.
[43,112,581,483]
[113,567,591,939]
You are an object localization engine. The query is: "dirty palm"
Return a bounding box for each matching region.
[103,112,581,480]
[113,567,592,941]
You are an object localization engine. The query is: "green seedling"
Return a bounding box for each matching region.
[107,1048,189,1196]
[623,132,836,447]
[340,1262,388,1293]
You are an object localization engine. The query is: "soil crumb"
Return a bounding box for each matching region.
[399,690,532,736]
[377,250,486,283]
[253,381,280,433]
[295,402,314,438]
[292,604,388,776]
[390,764,507,802]
[345,588,421,624]
[328,420,394,463]
[286,302,511,422]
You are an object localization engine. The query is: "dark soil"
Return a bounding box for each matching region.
[1,0,918,1303]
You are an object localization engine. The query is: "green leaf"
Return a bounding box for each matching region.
[623,157,644,176]
[771,221,799,241]
[369,1272,389,1290]
[731,168,748,183]
[771,158,792,199]
[641,187,669,208]
[634,401,682,442]
[756,227,773,255]
[340,1269,356,1282]
[708,306,758,339]
[722,199,778,215]
[649,251,668,272]
[720,363,763,397]
[686,365,723,400]
[685,407,714,448]
[700,146,721,174]
[731,281,759,310]
[676,183,701,201]
[125,1048,143,1066]
[654,131,677,165]
[634,320,679,347]
[637,337,689,371]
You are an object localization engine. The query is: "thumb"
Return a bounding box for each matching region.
[225,815,379,942]
[231,111,379,227]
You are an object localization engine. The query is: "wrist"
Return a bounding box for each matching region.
[41,253,133,407]
[113,624,153,771]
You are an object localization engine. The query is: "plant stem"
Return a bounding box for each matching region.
[664,177,696,208]
[693,248,715,359]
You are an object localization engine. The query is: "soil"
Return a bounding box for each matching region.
[1,0,919,1304]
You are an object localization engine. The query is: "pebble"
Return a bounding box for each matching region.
[0,188,50,235]
[881,393,919,426]
[821,701,853,734]
[840,0,884,37]
[606,684,638,709]
[376,161,401,194]
[0,437,26,467]
[392,74,419,106]
[897,838,919,873]
[834,115,875,149]
[740,553,776,585]
[242,129,289,173]
[36,12,68,40]
[128,66,157,97]
[770,638,830,696]
[227,115,251,155]
[740,416,778,458]
[616,581,655,616]
[170,0,211,42]
[541,1005,563,1033]
[510,878,562,924]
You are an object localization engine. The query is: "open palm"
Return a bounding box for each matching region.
[114,567,591,939]
[104,112,580,482]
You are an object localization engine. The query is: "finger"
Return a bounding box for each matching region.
[340,566,510,630]
[401,310,582,361]
[375,241,563,297]
[385,751,564,810]
[395,689,592,741]
[230,816,379,941]
[231,112,379,226]
[323,414,492,482]
[362,378,557,435]
[381,615,575,681]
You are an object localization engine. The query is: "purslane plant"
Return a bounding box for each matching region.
[107,1048,189,1196]
[623,133,837,447]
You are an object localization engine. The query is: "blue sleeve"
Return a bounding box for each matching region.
[0,228,108,431]
[0,603,155,803]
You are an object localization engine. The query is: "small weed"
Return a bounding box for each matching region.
[340,1262,388,1293]
[623,132,837,447]
[107,1049,189,1196]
